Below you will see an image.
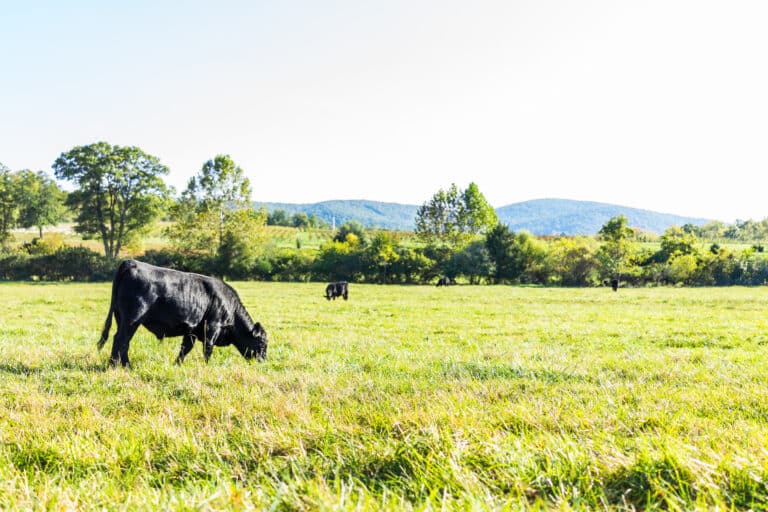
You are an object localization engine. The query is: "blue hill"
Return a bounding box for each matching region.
[495,198,712,235]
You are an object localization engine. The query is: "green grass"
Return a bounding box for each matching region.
[1,283,768,510]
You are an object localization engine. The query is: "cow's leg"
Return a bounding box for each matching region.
[202,326,222,363]
[175,334,196,365]
[110,321,140,368]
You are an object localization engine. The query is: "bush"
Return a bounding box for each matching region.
[140,249,215,275]
[21,233,66,256]
[38,246,115,281]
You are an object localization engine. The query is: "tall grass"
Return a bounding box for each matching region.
[0,282,767,509]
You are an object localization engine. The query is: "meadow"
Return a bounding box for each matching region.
[0,282,767,510]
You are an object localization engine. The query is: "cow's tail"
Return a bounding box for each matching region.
[97,260,132,350]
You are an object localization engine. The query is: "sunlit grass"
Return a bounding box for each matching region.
[0,283,767,509]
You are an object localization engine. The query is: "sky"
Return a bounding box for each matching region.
[1,1,767,222]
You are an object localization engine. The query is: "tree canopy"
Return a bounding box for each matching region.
[53,142,171,259]
[15,169,66,238]
[415,182,498,248]
[167,155,266,278]
[597,215,637,282]
[0,162,16,244]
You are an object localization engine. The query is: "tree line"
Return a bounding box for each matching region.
[1,142,767,286]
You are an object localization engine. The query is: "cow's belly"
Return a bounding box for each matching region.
[142,317,194,340]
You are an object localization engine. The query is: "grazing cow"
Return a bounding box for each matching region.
[98,260,267,367]
[603,278,619,291]
[436,276,453,287]
[325,281,349,300]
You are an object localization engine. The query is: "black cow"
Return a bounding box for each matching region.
[436,276,453,287]
[325,281,349,300]
[98,260,267,367]
[603,278,619,291]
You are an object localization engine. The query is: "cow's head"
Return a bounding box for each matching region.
[237,322,268,360]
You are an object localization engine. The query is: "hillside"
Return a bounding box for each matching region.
[495,198,712,235]
[256,198,712,235]
[256,200,418,231]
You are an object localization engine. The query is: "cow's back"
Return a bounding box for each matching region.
[115,261,218,337]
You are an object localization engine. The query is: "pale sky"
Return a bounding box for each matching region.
[2,1,767,222]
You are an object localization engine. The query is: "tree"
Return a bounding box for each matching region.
[0,162,17,244]
[597,215,637,283]
[415,182,498,248]
[15,169,66,238]
[485,223,521,283]
[53,143,172,258]
[460,182,498,235]
[292,213,310,229]
[363,232,399,283]
[168,155,266,278]
[446,240,494,284]
[657,226,699,262]
[174,155,252,253]
[548,236,600,286]
[333,221,366,244]
[267,209,290,226]
[217,208,269,279]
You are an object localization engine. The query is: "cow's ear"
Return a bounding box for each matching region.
[253,322,262,334]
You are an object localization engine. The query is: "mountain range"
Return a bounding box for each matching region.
[255,198,712,235]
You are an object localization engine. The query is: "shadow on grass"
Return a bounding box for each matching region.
[438,360,588,383]
[0,357,109,375]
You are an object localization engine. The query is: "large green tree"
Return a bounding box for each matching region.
[415,182,498,248]
[170,155,253,253]
[53,142,171,258]
[168,155,266,277]
[596,215,637,283]
[0,162,17,243]
[15,169,66,238]
[484,223,521,283]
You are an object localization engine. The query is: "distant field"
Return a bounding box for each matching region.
[0,283,767,509]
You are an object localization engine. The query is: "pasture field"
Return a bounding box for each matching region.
[0,283,767,510]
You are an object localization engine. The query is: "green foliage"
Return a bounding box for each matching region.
[314,239,363,282]
[460,182,498,234]
[0,163,17,244]
[657,226,699,262]
[53,142,171,259]
[183,154,251,212]
[390,246,434,284]
[333,221,367,244]
[216,209,269,279]
[415,182,497,249]
[547,236,600,286]
[168,155,267,278]
[267,209,328,229]
[14,169,66,238]
[597,215,638,281]
[170,154,253,253]
[664,252,699,284]
[21,233,66,256]
[0,246,114,280]
[485,223,523,283]
[445,240,494,284]
[362,232,400,283]
[266,208,290,226]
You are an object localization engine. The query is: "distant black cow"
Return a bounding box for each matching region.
[603,278,619,291]
[98,260,267,367]
[436,276,453,287]
[325,281,349,300]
